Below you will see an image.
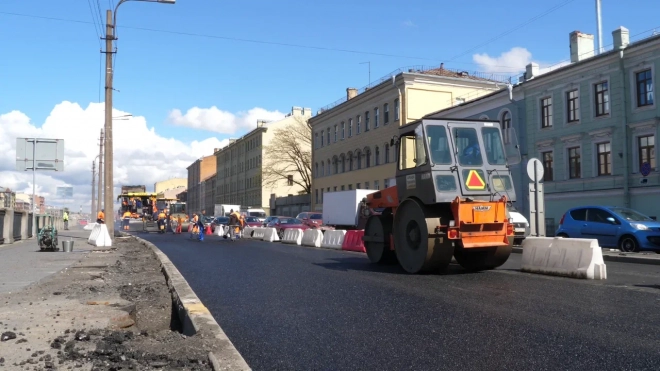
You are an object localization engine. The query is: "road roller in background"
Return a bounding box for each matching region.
[362,118,521,273]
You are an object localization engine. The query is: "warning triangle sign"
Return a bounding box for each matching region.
[465,170,486,190]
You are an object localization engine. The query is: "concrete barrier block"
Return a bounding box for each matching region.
[521,237,607,280]
[87,224,112,247]
[321,230,346,249]
[243,226,254,239]
[252,228,266,240]
[282,228,303,245]
[301,229,322,248]
[262,228,280,242]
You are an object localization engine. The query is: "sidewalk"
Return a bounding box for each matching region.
[0,227,94,294]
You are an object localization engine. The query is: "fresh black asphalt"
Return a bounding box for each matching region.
[135,231,660,370]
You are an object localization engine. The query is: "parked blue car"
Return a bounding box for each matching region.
[555,206,660,252]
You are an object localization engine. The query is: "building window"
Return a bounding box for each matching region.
[366,149,371,168]
[348,119,353,137]
[341,122,345,140]
[357,115,361,134]
[566,89,579,123]
[341,185,345,191]
[636,69,654,107]
[348,154,353,171]
[394,99,400,120]
[568,147,581,179]
[385,144,390,163]
[333,159,338,174]
[596,142,612,176]
[374,180,380,190]
[541,97,552,128]
[384,103,389,124]
[326,128,330,145]
[348,184,353,190]
[334,186,337,192]
[384,178,390,188]
[365,111,370,131]
[542,151,553,181]
[315,162,318,177]
[315,132,319,148]
[365,181,370,189]
[375,146,380,165]
[374,108,379,128]
[326,160,330,175]
[341,156,346,173]
[356,183,361,189]
[639,135,656,170]
[357,152,362,170]
[334,125,338,142]
[594,81,609,116]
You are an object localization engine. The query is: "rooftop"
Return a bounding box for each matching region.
[316,64,514,116]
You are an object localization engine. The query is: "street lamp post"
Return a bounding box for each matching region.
[103,0,175,235]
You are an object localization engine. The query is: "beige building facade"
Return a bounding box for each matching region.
[186,155,217,215]
[310,66,509,211]
[215,106,312,215]
[154,178,187,194]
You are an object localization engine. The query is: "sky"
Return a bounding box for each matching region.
[1,0,660,213]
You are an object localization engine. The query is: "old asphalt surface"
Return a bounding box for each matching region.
[134,230,660,370]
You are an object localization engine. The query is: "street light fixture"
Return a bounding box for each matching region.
[103,0,174,236]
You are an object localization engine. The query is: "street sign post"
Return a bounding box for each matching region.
[15,138,65,236]
[526,157,546,237]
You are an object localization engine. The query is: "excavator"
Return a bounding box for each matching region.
[362,118,521,273]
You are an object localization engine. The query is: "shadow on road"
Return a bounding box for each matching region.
[313,257,484,276]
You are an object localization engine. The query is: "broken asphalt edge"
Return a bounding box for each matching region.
[118,232,251,371]
[512,246,660,265]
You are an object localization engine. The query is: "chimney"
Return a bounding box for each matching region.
[612,26,630,50]
[525,62,539,80]
[292,106,303,116]
[303,107,312,116]
[346,88,358,100]
[569,31,595,63]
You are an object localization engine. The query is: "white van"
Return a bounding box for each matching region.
[243,208,267,222]
[508,205,530,245]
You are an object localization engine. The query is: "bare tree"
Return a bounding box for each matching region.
[262,116,312,194]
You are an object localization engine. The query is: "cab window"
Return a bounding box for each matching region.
[453,127,483,166]
[481,127,507,165]
[398,126,428,170]
[425,125,452,165]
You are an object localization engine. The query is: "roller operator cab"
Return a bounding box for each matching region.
[363,118,521,273]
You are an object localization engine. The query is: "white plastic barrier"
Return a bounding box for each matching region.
[87,224,112,247]
[281,228,304,245]
[321,230,346,249]
[262,228,280,242]
[243,226,254,239]
[252,228,266,240]
[301,229,323,248]
[216,225,230,237]
[83,222,97,231]
[521,237,607,280]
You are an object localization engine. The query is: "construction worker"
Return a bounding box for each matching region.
[157,209,167,233]
[62,210,69,230]
[228,209,242,240]
[97,209,105,224]
[122,210,132,230]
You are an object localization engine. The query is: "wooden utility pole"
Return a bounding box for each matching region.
[103,8,115,233]
[97,129,104,215]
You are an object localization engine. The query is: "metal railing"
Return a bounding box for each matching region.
[316,64,514,115]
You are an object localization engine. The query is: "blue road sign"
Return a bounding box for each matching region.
[641,162,651,177]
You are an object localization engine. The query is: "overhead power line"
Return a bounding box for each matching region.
[0,10,523,70]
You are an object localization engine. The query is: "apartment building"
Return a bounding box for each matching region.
[310,66,509,210]
[427,27,660,232]
[186,154,217,215]
[215,106,312,215]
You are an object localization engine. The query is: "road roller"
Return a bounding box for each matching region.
[362,118,521,273]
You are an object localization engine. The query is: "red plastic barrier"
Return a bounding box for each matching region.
[187,223,193,233]
[342,230,366,253]
[205,224,213,235]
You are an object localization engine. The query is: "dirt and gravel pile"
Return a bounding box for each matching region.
[0,235,214,370]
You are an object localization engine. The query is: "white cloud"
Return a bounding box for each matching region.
[168,106,285,134]
[0,101,228,214]
[473,47,573,77]
[473,47,533,74]
[402,20,417,27]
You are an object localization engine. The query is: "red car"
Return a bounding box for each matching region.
[296,212,323,228]
[266,217,309,239]
[244,216,262,227]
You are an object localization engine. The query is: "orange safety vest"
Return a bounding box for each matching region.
[97,211,104,220]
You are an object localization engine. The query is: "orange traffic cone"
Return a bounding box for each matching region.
[187,223,192,233]
[205,224,213,235]
[175,223,182,234]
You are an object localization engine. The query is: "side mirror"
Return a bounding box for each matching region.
[606,217,617,224]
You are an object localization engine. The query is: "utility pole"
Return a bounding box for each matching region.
[91,160,96,215]
[97,129,104,215]
[103,9,115,234]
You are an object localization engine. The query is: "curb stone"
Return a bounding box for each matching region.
[119,232,251,371]
[512,246,660,266]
